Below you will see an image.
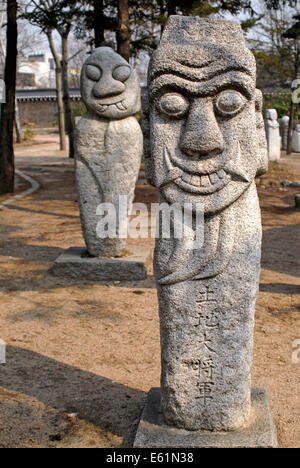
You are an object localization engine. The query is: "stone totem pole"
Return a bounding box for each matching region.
[292,124,300,153]
[76,47,143,257]
[265,109,281,161]
[280,115,290,151]
[135,17,277,448]
[52,47,150,281]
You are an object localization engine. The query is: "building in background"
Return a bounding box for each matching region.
[18,52,56,88]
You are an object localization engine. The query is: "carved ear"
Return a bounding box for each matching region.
[140,91,155,186]
[255,89,268,176]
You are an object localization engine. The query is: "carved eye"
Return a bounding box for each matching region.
[112,65,131,82]
[215,90,246,117]
[158,92,189,119]
[86,65,101,81]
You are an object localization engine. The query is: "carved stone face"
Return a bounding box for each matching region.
[81,47,141,119]
[148,22,267,215]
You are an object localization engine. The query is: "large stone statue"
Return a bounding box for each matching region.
[265,109,281,161]
[135,16,277,448]
[75,47,143,257]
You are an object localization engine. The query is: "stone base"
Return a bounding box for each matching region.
[50,246,151,281]
[134,388,278,448]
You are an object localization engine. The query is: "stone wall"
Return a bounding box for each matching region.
[18,100,61,127]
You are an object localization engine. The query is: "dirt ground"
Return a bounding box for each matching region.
[0,131,299,448]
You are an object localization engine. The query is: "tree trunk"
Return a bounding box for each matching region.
[286,99,295,155]
[47,30,66,151]
[61,34,74,159]
[117,0,130,62]
[56,66,67,151]
[14,97,22,143]
[0,0,17,195]
[93,0,105,47]
[158,0,166,35]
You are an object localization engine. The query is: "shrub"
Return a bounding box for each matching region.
[71,101,87,125]
[23,128,35,141]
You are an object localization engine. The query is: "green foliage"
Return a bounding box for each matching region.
[71,101,87,121]
[23,128,35,141]
[185,1,218,17]
[71,101,87,124]
[241,15,264,32]
[263,88,300,119]
[282,13,300,39]
[54,101,87,128]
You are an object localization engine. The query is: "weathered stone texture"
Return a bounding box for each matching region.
[144,16,270,434]
[157,185,261,431]
[134,388,278,448]
[75,47,143,257]
[51,246,151,281]
[292,123,300,153]
[280,115,289,151]
[0,339,5,364]
[265,109,281,161]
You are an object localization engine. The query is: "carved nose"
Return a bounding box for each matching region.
[180,99,224,157]
[93,73,125,98]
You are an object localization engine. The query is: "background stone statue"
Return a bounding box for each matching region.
[75,47,143,257]
[291,123,300,153]
[280,115,289,151]
[143,16,269,433]
[265,109,281,161]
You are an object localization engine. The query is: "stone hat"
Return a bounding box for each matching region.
[149,16,256,86]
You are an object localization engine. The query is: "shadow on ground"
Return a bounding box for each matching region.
[4,204,79,219]
[0,241,65,262]
[0,346,146,447]
[262,223,300,278]
[260,283,300,295]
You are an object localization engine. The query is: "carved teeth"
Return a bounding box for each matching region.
[191,175,201,186]
[182,173,192,184]
[182,172,228,187]
[115,101,127,110]
[200,175,211,187]
[225,142,249,182]
[98,105,108,112]
[209,173,219,184]
[162,146,183,185]
[217,169,226,179]
[163,145,231,192]
[97,101,127,112]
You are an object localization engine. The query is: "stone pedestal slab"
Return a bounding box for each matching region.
[134,387,278,448]
[51,246,151,281]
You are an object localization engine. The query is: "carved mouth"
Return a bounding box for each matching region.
[161,144,249,195]
[97,100,127,113]
[162,146,231,194]
[176,169,230,194]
